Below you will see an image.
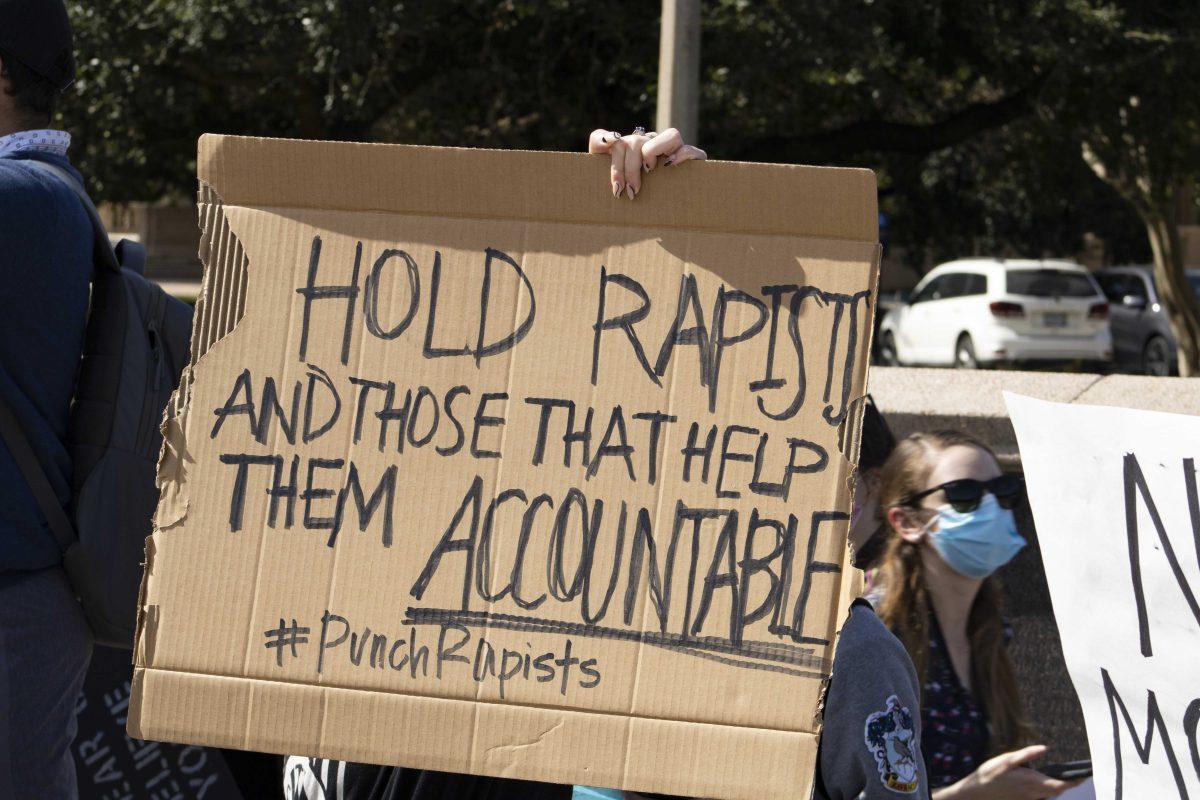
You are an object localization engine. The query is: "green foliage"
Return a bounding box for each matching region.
[1050,1,1200,371]
[882,120,1147,267]
[64,1,659,202]
[700,0,1153,265]
[60,0,1189,271]
[1056,1,1200,211]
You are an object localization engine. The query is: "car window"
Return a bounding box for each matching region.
[1124,275,1149,299]
[940,273,969,299]
[909,275,950,304]
[1097,273,1128,302]
[1190,274,1200,300]
[1100,273,1150,302]
[1006,269,1098,298]
[962,273,987,296]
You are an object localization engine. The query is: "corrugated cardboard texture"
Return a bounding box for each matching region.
[132,135,879,799]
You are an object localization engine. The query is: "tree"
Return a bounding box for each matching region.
[63,1,660,202]
[57,0,1167,289]
[701,0,1065,164]
[1057,3,1200,374]
[878,119,1147,268]
[698,0,1154,268]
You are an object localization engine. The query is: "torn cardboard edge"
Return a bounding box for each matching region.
[141,181,248,658]
[132,534,156,668]
[189,182,249,374]
[805,242,881,729]
[152,181,248,533]
[198,134,878,241]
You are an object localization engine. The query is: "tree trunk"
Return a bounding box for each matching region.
[1143,207,1200,376]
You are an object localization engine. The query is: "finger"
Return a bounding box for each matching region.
[641,127,683,171]
[589,128,622,154]
[1004,744,1048,769]
[663,144,708,167]
[1041,778,1073,795]
[623,135,646,197]
[609,140,628,198]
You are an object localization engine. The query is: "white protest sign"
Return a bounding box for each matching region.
[1005,393,1200,800]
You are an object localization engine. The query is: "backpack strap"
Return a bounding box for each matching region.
[0,394,77,551]
[23,158,122,274]
[115,238,147,276]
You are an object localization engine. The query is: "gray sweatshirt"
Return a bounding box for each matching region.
[812,599,929,800]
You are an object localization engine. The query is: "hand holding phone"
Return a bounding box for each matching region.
[1039,760,1092,781]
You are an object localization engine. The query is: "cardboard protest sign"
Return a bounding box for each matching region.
[129,135,879,800]
[1006,393,1200,800]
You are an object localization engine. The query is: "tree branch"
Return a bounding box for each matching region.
[738,75,1048,164]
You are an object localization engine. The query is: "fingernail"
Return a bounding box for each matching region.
[626,186,635,200]
[643,163,649,172]
[613,182,622,198]
[665,159,673,166]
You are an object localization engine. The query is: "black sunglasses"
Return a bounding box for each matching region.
[903,475,1025,513]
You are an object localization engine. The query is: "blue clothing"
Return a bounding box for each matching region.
[814,599,928,799]
[0,566,93,798]
[0,150,92,570]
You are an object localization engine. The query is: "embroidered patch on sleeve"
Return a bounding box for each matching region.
[864,694,921,794]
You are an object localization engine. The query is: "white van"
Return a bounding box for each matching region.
[878,259,1112,369]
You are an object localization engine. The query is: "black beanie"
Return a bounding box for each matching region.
[0,0,75,91]
[859,395,895,473]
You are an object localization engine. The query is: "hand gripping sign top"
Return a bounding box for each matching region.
[130,135,880,800]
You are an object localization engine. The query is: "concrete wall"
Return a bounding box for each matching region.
[868,367,1200,760]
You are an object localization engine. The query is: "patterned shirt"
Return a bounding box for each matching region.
[921,612,990,788]
[0,128,71,158]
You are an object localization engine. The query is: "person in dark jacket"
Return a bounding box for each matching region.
[0,2,94,797]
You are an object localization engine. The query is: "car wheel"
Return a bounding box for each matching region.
[1143,336,1171,377]
[879,331,900,366]
[954,334,978,369]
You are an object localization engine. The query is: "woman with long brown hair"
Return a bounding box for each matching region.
[876,431,1077,799]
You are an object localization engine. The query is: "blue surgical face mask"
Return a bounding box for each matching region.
[923,494,1025,579]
